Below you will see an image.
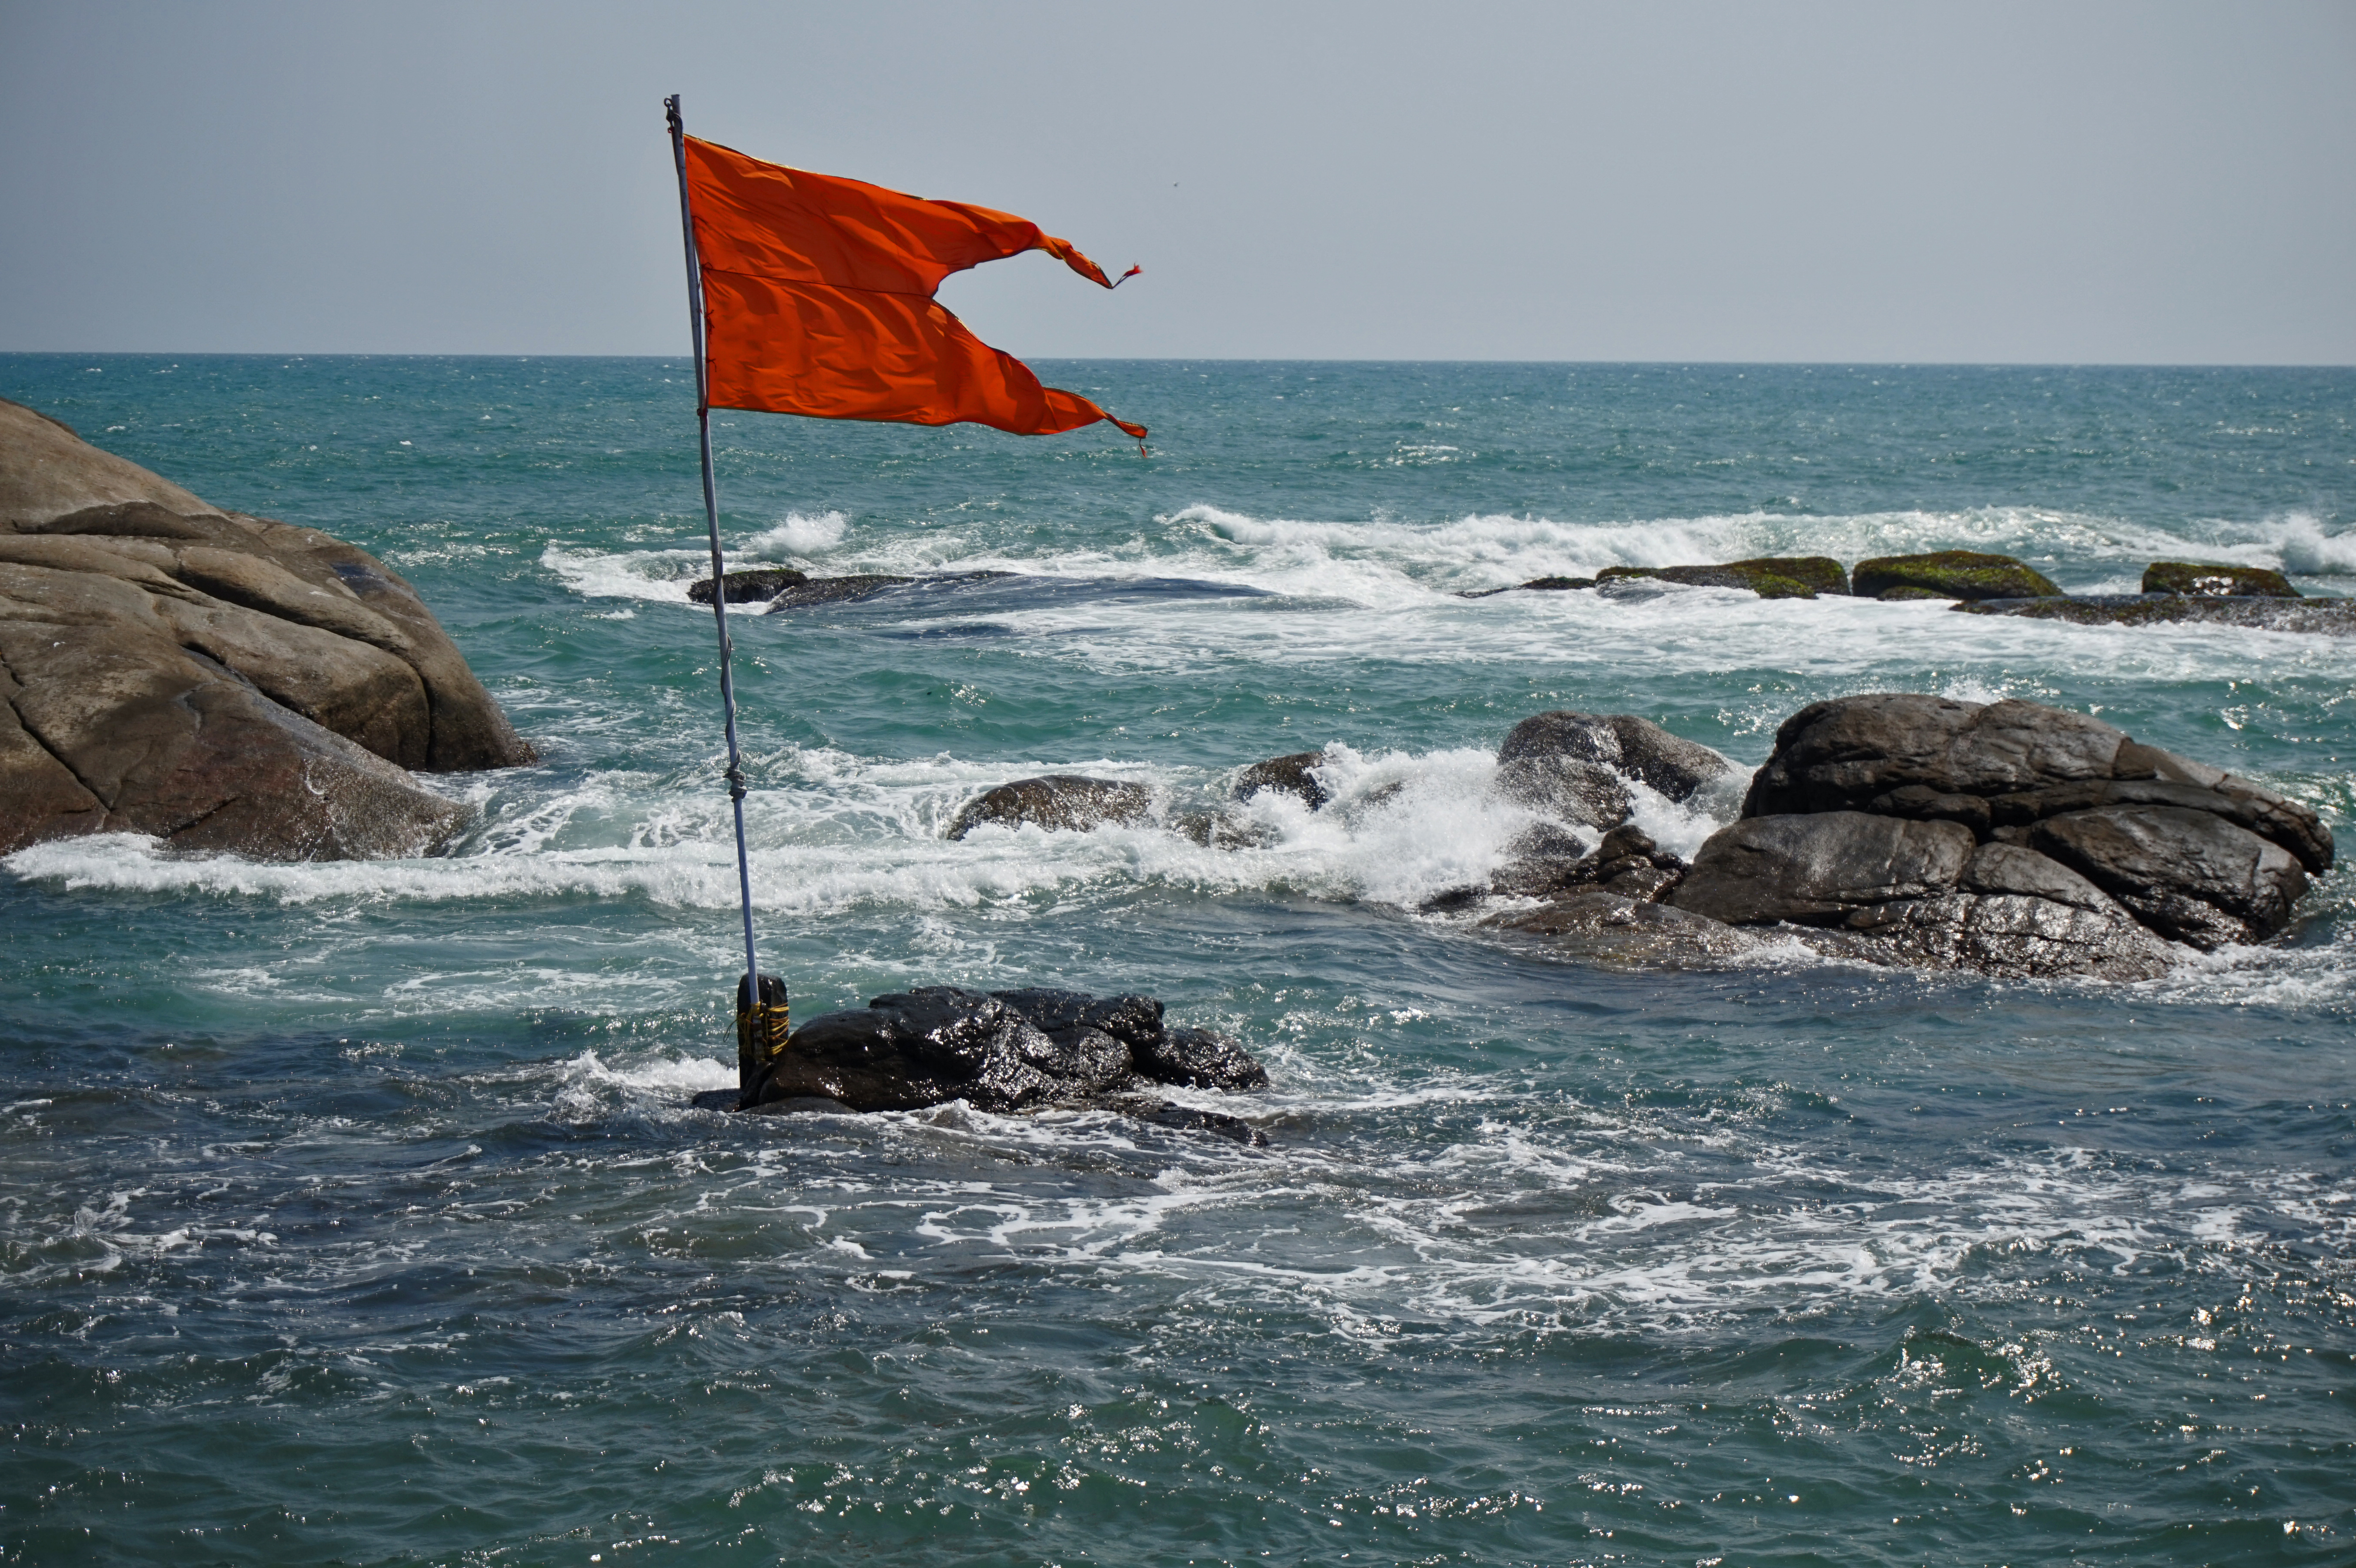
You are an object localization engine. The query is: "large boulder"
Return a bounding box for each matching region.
[1495,710,1735,830]
[1852,550,2062,601]
[742,985,1267,1114]
[0,398,532,859]
[945,775,1154,839]
[1653,693,2332,972]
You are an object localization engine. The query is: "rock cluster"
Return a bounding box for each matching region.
[1597,556,1849,599]
[741,986,1267,1128]
[0,398,532,860]
[1660,694,2332,975]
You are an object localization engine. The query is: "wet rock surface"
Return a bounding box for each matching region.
[689,567,808,604]
[1596,556,1849,599]
[2141,562,2299,598]
[946,775,1155,839]
[1495,710,1736,831]
[760,573,916,609]
[0,397,532,860]
[1661,693,2334,974]
[739,986,1267,1129]
[1852,550,2063,601]
[1231,751,1330,810]
[1954,595,2356,635]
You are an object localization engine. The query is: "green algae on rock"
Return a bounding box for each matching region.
[1954,594,2356,635]
[1852,549,2062,601]
[2141,561,2299,598]
[1595,555,1849,599]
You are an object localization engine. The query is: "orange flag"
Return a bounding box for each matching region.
[682,136,1145,443]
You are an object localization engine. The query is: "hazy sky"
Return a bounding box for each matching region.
[3,1,2351,363]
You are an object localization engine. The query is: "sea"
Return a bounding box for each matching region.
[2,356,2353,1567]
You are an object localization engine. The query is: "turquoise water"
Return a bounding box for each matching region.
[3,355,2354,1565]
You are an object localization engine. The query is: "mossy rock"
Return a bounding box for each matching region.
[1852,550,2060,601]
[1595,556,1848,599]
[1877,585,1951,601]
[1520,575,1596,591]
[2141,561,2299,599]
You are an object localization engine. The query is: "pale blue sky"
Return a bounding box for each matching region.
[3,0,2351,362]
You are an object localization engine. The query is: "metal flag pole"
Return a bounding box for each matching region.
[666,95,783,1099]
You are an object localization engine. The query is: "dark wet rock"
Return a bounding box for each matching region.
[2142,562,2298,598]
[1483,890,1765,966]
[1952,595,2356,636]
[1457,575,1598,599]
[1232,751,1330,809]
[1134,1024,1270,1091]
[1986,777,2333,874]
[0,397,530,860]
[1110,1097,1269,1145]
[1596,556,1849,600]
[946,775,1153,839]
[1484,822,1689,904]
[2030,806,2308,950]
[761,573,916,610]
[1669,812,1978,928]
[740,985,1268,1116]
[1665,691,2336,973]
[1496,711,1735,830]
[1823,892,2174,980]
[1743,694,2127,817]
[689,567,808,604]
[1852,550,2062,601]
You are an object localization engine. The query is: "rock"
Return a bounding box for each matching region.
[2141,562,2298,598]
[1669,812,1977,927]
[1456,575,1596,599]
[0,398,530,859]
[1496,711,1735,828]
[1134,1025,1270,1091]
[1986,777,2333,874]
[2030,806,2307,950]
[1827,893,2175,980]
[1596,556,1849,599]
[1952,596,2356,636]
[1958,841,2118,912]
[1852,550,2062,601]
[689,567,808,604]
[1742,694,2127,816]
[945,775,1154,839]
[760,574,915,610]
[1232,751,1330,809]
[741,985,1268,1113]
[1483,890,1765,966]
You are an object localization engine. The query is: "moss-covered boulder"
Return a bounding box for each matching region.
[2141,562,2299,599]
[1852,550,2061,601]
[1595,556,1848,600]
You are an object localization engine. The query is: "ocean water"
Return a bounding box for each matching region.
[2,355,2353,1566]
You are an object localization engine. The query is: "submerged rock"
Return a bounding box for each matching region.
[1458,575,1598,597]
[0,397,532,860]
[1953,595,2356,636]
[761,574,915,610]
[1851,550,2062,602]
[1596,556,1849,599]
[2141,562,2298,598]
[689,567,808,604]
[740,985,1267,1116]
[946,775,1154,839]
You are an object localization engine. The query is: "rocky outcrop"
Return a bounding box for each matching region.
[1852,550,2062,601]
[1659,694,2334,974]
[740,986,1267,1126]
[1597,556,1849,599]
[1954,596,2356,635]
[1495,709,1736,831]
[0,398,532,859]
[945,774,1154,839]
[2141,562,2298,598]
[690,567,808,604]
[761,573,915,610]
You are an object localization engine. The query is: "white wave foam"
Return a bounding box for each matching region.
[742,509,849,559]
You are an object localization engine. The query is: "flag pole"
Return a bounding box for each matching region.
[666,95,781,1099]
